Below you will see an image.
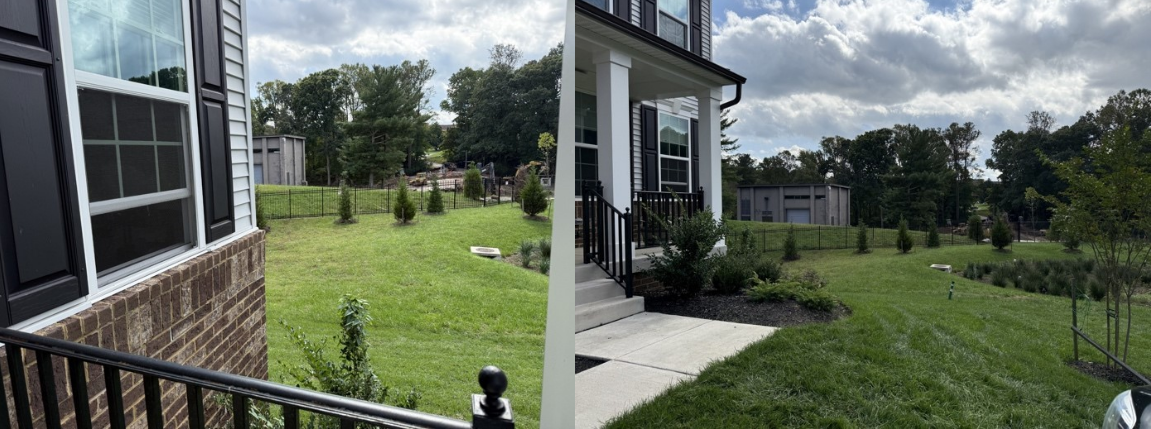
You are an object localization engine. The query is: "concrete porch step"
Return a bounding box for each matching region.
[575,262,609,284]
[576,278,626,306]
[575,296,645,333]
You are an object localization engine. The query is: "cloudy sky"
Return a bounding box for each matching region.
[246,0,565,124]
[713,0,1151,178]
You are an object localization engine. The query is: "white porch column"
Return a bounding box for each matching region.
[594,50,632,208]
[697,88,723,224]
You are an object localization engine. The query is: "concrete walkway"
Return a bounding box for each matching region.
[574,312,778,429]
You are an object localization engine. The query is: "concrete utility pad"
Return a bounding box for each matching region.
[470,246,501,258]
[576,312,709,360]
[616,320,777,375]
[930,264,953,273]
[575,361,693,429]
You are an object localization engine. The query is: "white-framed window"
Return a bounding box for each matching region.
[657,0,689,49]
[658,112,690,193]
[64,0,201,286]
[575,91,599,196]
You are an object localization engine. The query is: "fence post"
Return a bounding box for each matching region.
[420,187,424,211]
[817,225,821,250]
[498,183,502,205]
[1016,220,1021,242]
[354,188,359,215]
[321,188,325,217]
[288,189,292,219]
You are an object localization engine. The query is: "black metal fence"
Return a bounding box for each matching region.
[730,220,1057,253]
[582,182,634,297]
[634,189,705,250]
[257,182,521,220]
[0,326,514,428]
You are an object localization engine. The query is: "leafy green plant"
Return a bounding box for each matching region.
[754,257,784,284]
[967,214,984,244]
[747,280,837,312]
[336,179,356,224]
[990,268,1009,287]
[256,193,269,231]
[646,206,725,298]
[539,257,550,275]
[896,217,914,253]
[991,215,1012,250]
[927,226,941,248]
[519,240,535,268]
[520,168,549,217]
[712,252,758,294]
[426,178,445,214]
[280,296,419,428]
[393,178,417,224]
[789,269,827,290]
[537,237,551,259]
[856,222,869,254]
[782,226,800,261]
[463,162,484,200]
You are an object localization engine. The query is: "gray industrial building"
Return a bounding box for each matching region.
[253,135,306,185]
[737,184,851,225]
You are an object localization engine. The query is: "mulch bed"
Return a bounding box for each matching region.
[1069,360,1145,385]
[643,293,850,328]
[576,356,608,374]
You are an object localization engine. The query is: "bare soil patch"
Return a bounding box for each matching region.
[1068,360,1144,385]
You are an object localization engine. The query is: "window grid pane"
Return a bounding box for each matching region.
[69,0,188,92]
[575,147,599,196]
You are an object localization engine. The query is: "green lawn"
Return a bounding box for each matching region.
[257,184,508,219]
[609,243,1150,428]
[264,204,551,427]
[727,220,978,251]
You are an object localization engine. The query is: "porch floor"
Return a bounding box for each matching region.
[574,312,777,429]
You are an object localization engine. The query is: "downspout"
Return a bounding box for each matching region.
[720,83,742,110]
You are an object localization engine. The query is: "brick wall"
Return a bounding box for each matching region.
[1,230,267,428]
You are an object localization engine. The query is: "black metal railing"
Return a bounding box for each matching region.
[633,188,705,249]
[257,181,520,220]
[0,327,514,429]
[582,182,634,298]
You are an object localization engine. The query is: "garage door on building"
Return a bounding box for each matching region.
[786,209,811,224]
[254,164,263,184]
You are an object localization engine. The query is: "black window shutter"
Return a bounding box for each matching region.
[614,0,631,22]
[641,0,657,33]
[192,0,235,242]
[690,0,702,55]
[0,0,88,326]
[640,105,659,192]
[691,118,699,191]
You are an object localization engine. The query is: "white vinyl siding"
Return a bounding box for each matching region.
[701,0,711,60]
[223,0,254,232]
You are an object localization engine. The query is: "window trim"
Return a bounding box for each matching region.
[657,111,691,192]
[656,0,689,49]
[57,0,208,296]
[575,91,599,197]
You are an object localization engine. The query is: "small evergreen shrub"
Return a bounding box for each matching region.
[991,215,1012,250]
[646,206,725,298]
[896,217,914,253]
[967,215,984,244]
[520,168,549,217]
[963,264,977,280]
[855,222,869,254]
[393,178,417,224]
[711,252,758,294]
[519,240,535,268]
[255,194,269,231]
[927,226,941,248]
[782,226,800,261]
[463,163,484,200]
[754,257,784,283]
[789,269,827,290]
[537,237,551,259]
[747,280,837,312]
[539,257,550,275]
[796,289,838,312]
[426,179,445,214]
[336,179,356,224]
[990,269,1009,287]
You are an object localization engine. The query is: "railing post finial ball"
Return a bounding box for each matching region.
[473,366,514,428]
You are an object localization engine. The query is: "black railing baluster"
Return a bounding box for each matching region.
[283,405,300,429]
[6,345,32,429]
[144,375,163,429]
[187,385,205,429]
[35,350,62,429]
[68,358,93,429]
[104,366,126,429]
[233,394,250,429]
[340,418,355,429]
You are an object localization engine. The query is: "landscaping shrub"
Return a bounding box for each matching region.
[796,289,838,312]
[896,217,914,253]
[519,240,535,268]
[336,179,356,224]
[393,178,417,223]
[991,215,1012,250]
[426,179,445,214]
[281,295,420,426]
[647,207,725,298]
[520,168,549,217]
[537,237,551,259]
[990,268,1009,287]
[967,214,984,244]
[747,281,795,303]
[711,252,758,294]
[256,195,269,231]
[463,163,484,200]
[856,222,869,254]
[963,264,977,280]
[782,226,800,261]
[1048,216,1080,252]
[927,226,941,248]
[790,269,827,290]
[747,280,837,312]
[539,258,550,275]
[754,257,784,283]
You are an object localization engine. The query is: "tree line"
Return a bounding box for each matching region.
[250,43,560,186]
[721,88,1150,229]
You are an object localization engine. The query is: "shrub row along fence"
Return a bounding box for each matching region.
[258,183,522,220]
[731,220,1055,252]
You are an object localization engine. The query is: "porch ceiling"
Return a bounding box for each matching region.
[574,5,745,101]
